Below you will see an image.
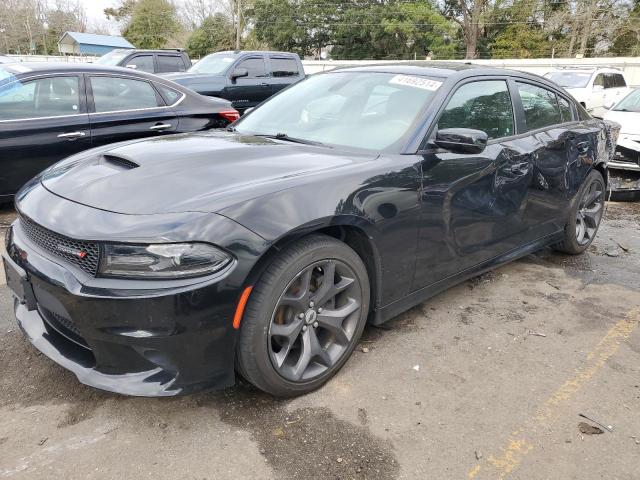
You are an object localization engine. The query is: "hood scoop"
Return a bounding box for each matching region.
[103,155,139,170]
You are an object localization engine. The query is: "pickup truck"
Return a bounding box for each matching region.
[161,50,305,112]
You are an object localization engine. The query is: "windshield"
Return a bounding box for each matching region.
[235,72,442,151]
[95,50,130,66]
[613,89,640,112]
[189,53,237,74]
[545,71,592,88]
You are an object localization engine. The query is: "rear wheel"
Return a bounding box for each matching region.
[236,234,370,397]
[554,170,605,254]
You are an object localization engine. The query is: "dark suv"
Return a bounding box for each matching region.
[162,50,305,112]
[95,49,191,74]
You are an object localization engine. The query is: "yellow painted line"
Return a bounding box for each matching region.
[468,308,639,480]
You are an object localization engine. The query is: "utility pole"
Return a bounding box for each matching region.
[235,0,241,50]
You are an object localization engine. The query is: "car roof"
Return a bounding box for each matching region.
[546,67,624,74]
[215,50,299,56]
[329,62,554,83]
[0,62,154,76]
[109,48,186,54]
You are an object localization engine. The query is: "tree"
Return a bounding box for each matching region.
[611,0,640,55]
[186,13,234,57]
[105,0,180,48]
[442,0,494,59]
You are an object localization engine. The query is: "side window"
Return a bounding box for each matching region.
[604,74,616,89]
[614,74,626,87]
[0,76,80,120]
[155,83,182,104]
[90,76,162,113]
[516,82,562,130]
[126,55,154,73]
[157,55,186,73]
[593,74,605,88]
[235,57,268,78]
[438,80,514,140]
[270,57,299,77]
[557,95,574,123]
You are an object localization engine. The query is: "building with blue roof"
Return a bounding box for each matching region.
[57,32,135,56]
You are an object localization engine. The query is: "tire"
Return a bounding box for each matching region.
[554,170,605,254]
[236,234,370,397]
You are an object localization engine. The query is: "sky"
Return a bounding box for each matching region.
[79,0,120,34]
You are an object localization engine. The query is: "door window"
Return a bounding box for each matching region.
[156,84,182,105]
[270,57,299,77]
[90,76,162,113]
[516,82,562,130]
[557,95,574,123]
[235,57,268,78]
[0,76,80,120]
[157,55,186,73]
[613,73,626,87]
[438,80,514,139]
[126,55,154,73]
[593,74,605,88]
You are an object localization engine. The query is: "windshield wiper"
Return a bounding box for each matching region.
[254,133,327,146]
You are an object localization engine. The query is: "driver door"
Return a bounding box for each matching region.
[223,56,271,110]
[412,79,534,290]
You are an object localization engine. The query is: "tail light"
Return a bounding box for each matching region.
[219,109,240,123]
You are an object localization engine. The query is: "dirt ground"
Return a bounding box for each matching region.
[1,202,639,480]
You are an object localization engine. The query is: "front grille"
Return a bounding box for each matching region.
[39,307,90,349]
[615,146,640,166]
[19,215,100,276]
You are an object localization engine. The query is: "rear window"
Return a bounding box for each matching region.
[516,82,562,130]
[270,57,299,77]
[157,55,186,73]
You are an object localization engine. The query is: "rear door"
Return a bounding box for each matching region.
[413,78,535,289]
[87,74,177,148]
[223,55,271,109]
[267,55,302,95]
[512,81,581,233]
[0,74,90,197]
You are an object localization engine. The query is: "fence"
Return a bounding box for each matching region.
[5,54,640,85]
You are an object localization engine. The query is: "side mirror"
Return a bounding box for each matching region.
[125,64,138,69]
[434,128,488,154]
[231,68,248,80]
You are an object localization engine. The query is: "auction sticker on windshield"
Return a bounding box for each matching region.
[389,75,442,91]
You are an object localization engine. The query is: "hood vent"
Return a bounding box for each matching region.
[104,155,139,170]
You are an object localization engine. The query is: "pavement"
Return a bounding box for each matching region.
[0,201,639,480]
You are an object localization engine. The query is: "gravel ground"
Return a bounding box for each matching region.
[0,202,639,480]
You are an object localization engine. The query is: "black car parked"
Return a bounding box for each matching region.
[95,48,191,74]
[5,63,616,398]
[163,50,305,112]
[0,62,239,200]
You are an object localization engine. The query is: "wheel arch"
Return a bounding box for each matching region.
[243,217,383,325]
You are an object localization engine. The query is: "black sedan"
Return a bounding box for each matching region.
[4,63,616,397]
[0,63,239,200]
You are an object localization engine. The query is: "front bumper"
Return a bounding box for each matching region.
[6,185,268,396]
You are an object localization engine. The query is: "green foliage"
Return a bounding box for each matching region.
[186,14,235,58]
[611,0,640,56]
[121,0,180,49]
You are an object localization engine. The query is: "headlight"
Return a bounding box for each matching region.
[99,243,232,279]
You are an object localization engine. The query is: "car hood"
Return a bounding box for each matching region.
[603,110,640,135]
[41,131,375,215]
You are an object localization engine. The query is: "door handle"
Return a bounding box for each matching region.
[260,83,269,86]
[57,131,86,140]
[149,123,172,131]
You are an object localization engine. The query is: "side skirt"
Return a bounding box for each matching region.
[371,231,564,325]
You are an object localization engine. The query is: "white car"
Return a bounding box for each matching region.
[603,88,640,171]
[545,68,630,112]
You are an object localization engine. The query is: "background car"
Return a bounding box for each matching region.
[0,62,239,200]
[603,88,640,172]
[545,67,630,112]
[0,55,13,63]
[94,48,191,74]
[162,50,305,112]
[5,64,616,398]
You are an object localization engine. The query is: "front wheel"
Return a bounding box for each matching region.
[236,234,370,397]
[554,170,605,254]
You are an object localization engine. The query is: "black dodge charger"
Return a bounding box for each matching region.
[4,63,617,397]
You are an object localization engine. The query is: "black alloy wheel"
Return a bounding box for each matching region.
[236,234,370,397]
